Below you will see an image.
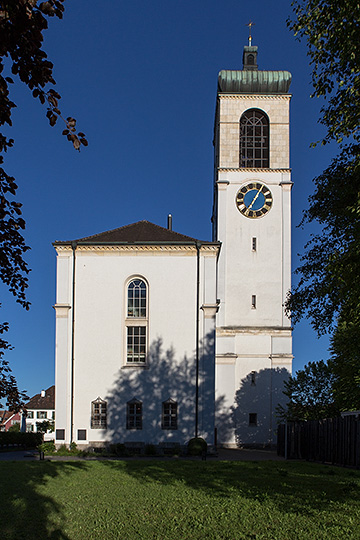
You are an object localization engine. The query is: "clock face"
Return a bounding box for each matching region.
[236,182,273,218]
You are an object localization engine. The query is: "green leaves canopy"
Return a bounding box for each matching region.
[288,0,360,144]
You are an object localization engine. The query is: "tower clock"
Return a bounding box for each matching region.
[213,43,293,447]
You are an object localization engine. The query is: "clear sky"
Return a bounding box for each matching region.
[2,0,334,400]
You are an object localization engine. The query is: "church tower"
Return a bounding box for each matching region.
[213,43,293,446]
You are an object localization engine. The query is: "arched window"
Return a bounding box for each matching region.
[127,279,146,318]
[240,109,269,168]
[162,399,178,430]
[91,397,107,429]
[126,278,148,364]
[126,399,142,429]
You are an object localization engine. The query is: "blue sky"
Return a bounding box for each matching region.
[2,0,335,399]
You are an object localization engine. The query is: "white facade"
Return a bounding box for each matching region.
[54,45,292,449]
[54,238,219,448]
[213,51,293,446]
[24,386,55,441]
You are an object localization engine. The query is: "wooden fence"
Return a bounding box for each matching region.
[277,415,360,467]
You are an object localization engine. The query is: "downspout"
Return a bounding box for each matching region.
[70,241,77,446]
[195,241,201,438]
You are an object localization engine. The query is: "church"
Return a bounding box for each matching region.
[53,43,293,449]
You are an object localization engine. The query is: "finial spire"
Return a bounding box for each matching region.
[246,20,255,46]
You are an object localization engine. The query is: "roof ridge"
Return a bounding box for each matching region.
[71,220,151,243]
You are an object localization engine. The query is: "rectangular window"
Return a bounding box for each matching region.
[27,411,34,419]
[249,413,257,427]
[26,423,34,432]
[127,326,146,363]
[91,399,107,429]
[56,429,65,440]
[251,295,256,309]
[37,411,47,419]
[252,237,257,251]
[162,400,178,430]
[78,429,87,441]
[127,400,142,429]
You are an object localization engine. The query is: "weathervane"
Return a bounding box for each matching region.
[246,21,255,46]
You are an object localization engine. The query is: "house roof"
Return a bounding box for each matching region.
[0,410,16,425]
[54,220,216,246]
[25,385,55,410]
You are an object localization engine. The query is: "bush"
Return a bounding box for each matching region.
[0,431,43,448]
[187,437,207,456]
[145,444,157,456]
[110,443,129,457]
[38,441,56,454]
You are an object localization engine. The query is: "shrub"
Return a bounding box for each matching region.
[38,441,56,454]
[145,444,157,456]
[0,431,43,448]
[110,443,129,457]
[187,437,207,456]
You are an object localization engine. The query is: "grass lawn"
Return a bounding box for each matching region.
[1,459,360,539]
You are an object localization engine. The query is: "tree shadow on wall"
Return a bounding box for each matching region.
[106,334,234,446]
[232,367,290,447]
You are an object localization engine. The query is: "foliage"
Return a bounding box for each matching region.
[285,146,360,335]
[329,317,360,411]
[277,360,338,421]
[1,460,360,539]
[35,419,54,433]
[0,1,87,409]
[288,0,360,145]
[0,430,42,447]
[8,420,19,431]
[38,440,55,454]
[187,436,207,456]
[144,443,156,456]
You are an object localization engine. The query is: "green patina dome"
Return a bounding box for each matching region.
[218,45,292,94]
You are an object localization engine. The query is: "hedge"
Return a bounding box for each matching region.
[0,431,43,448]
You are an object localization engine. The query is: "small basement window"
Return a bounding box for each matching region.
[249,413,257,427]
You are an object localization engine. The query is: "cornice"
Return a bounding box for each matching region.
[217,326,292,336]
[219,94,291,101]
[55,244,219,254]
[217,168,291,174]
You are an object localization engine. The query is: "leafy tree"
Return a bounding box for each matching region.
[288,0,360,145]
[0,1,87,410]
[8,421,20,432]
[36,419,54,433]
[286,2,360,337]
[329,316,360,411]
[286,146,360,335]
[277,360,337,421]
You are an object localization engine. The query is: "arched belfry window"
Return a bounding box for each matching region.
[126,278,148,364]
[240,109,269,168]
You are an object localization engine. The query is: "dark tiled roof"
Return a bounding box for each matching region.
[25,385,55,410]
[55,221,210,245]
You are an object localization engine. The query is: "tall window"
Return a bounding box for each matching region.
[240,109,269,168]
[162,399,178,430]
[127,399,142,429]
[91,397,107,429]
[126,278,148,364]
[127,279,146,317]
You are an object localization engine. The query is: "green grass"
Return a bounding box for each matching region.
[1,460,360,539]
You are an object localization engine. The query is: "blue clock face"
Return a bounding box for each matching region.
[236,182,272,218]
